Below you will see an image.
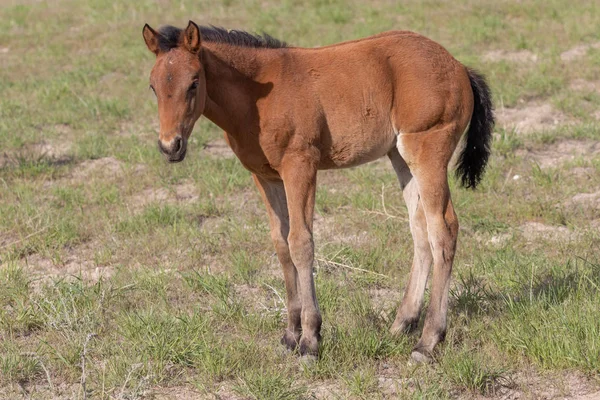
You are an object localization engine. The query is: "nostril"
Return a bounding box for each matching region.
[173,136,182,153]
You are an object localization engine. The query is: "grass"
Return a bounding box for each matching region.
[1,0,600,398]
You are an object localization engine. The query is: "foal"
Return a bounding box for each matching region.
[142,21,494,362]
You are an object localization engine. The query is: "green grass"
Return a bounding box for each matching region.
[1,0,600,398]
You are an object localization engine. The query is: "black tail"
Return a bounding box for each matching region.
[455,68,494,189]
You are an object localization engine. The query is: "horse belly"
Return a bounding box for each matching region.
[319,119,395,169]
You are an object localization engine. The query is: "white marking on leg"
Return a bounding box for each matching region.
[395,130,407,159]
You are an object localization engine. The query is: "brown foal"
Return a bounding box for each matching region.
[142,21,494,362]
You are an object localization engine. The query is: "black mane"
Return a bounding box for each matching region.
[156,25,287,52]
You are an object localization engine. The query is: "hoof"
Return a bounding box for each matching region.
[410,350,433,364]
[298,336,319,358]
[281,330,299,352]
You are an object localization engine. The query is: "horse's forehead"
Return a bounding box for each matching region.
[153,50,197,80]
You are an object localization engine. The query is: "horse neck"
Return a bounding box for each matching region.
[201,43,282,134]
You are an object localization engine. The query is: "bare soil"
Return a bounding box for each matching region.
[517,140,600,169]
[569,79,600,93]
[72,157,124,180]
[566,191,600,210]
[369,287,400,312]
[483,49,538,64]
[128,182,199,211]
[0,139,72,168]
[570,167,597,180]
[497,103,570,135]
[520,222,575,242]
[25,242,112,289]
[561,42,600,62]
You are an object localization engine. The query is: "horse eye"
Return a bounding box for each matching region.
[189,81,199,91]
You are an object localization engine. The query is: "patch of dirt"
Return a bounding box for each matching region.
[569,79,600,93]
[29,141,72,160]
[502,370,600,400]
[0,154,10,168]
[72,157,124,180]
[376,362,409,399]
[174,182,199,201]
[520,222,576,242]
[483,49,538,63]
[131,187,170,206]
[203,139,235,158]
[0,383,80,400]
[152,386,207,399]
[561,41,600,62]
[577,391,600,400]
[34,123,74,137]
[128,182,200,211]
[571,167,597,180]
[0,140,73,168]
[488,232,513,247]
[0,231,16,249]
[497,103,570,135]
[309,380,348,399]
[234,283,280,314]
[369,287,400,312]
[313,213,371,246]
[378,375,404,399]
[24,243,111,288]
[566,191,600,210]
[517,139,600,169]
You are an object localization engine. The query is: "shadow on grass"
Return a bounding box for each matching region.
[0,150,74,178]
[450,257,600,318]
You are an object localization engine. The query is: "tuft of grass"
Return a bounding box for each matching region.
[234,370,309,400]
[118,310,209,381]
[442,350,508,395]
[343,366,379,399]
[229,248,262,284]
[493,260,600,372]
[116,204,188,235]
[0,343,43,386]
[493,127,523,157]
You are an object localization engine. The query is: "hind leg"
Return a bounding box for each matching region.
[412,178,458,362]
[396,127,461,362]
[388,149,433,334]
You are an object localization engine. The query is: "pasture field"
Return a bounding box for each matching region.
[1,0,600,398]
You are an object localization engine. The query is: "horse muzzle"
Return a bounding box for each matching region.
[158,135,187,163]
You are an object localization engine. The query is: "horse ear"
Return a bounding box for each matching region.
[183,20,201,54]
[143,24,160,55]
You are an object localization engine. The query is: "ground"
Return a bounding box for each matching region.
[0,0,599,399]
